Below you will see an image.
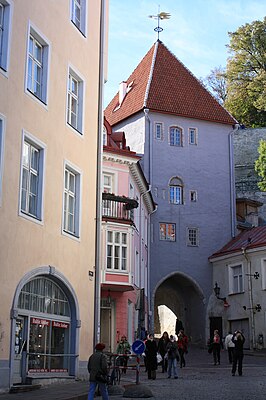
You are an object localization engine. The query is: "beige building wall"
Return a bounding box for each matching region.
[0,0,108,391]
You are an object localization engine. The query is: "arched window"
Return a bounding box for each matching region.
[169,126,183,146]
[18,277,70,316]
[169,177,183,204]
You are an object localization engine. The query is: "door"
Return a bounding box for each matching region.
[209,317,223,340]
[230,319,250,349]
[13,317,27,384]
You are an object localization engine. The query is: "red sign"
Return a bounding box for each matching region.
[31,318,50,326]
[52,321,69,329]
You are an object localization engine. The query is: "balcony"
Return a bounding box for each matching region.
[102,192,138,224]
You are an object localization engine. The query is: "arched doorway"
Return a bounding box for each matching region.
[153,272,206,345]
[10,266,80,386]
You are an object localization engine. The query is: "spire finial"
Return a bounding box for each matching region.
[148,6,171,40]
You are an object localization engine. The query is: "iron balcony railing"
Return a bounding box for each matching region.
[102,192,138,223]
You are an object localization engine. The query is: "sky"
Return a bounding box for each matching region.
[104,0,266,107]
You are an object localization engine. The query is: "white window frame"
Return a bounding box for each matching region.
[154,122,163,140]
[187,227,199,247]
[102,172,114,216]
[67,65,85,135]
[169,177,183,204]
[189,127,198,145]
[261,259,266,290]
[190,190,197,202]
[169,126,183,147]
[228,263,244,294]
[70,0,87,36]
[19,131,46,224]
[62,161,82,239]
[0,0,12,75]
[159,223,176,241]
[0,113,5,206]
[106,230,128,272]
[103,126,107,146]
[25,23,50,105]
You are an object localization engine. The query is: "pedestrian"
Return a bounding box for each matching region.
[116,335,131,373]
[175,318,184,336]
[87,342,109,400]
[224,331,235,364]
[212,329,223,365]
[145,333,157,380]
[231,330,245,376]
[177,330,188,368]
[157,331,170,373]
[166,335,179,379]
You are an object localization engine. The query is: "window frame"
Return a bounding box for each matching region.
[25,23,50,106]
[261,259,266,290]
[154,122,163,140]
[62,161,82,239]
[70,0,87,36]
[0,0,12,75]
[19,131,46,224]
[228,263,244,294]
[169,126,183,147]
[187,227,199,247]
[0,113,5,206]
[190,190,197,202]
[169,177,183,205]
[159,223,176,242]
[106,230,128,272]
[67,65,85,135]
[189,127,198,145]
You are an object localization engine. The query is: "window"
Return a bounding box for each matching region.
[103,126,107,146]
[20,133,45,221]
[189,128,197,145]
[159,223,176,241]
[187,228,199,246]
[0,0,12,72]
[71,0,86,35]
[262,259,266,290]
[190,190,197,202]
[154,122,163,140]
[67,68,84,134]
[169,177,183,204]
[107,231,127,271]
[0,115,5,205]
[229,264,243,294]
[169,126,183,146]
[63,163,81,237]
[26,26,50,104]
[103,173,113,193]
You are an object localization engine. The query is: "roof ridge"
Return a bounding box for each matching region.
[144,41,159,108]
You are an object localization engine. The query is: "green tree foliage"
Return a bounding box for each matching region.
[255,140,266,191]
[224,17,266,127]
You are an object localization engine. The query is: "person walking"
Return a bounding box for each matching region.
[166,335,179,379]
[177,330,188,368]
[224,331,235,364]
[157,331,170,373]
[116,335,131,373]
[145,333,158,380]
[87,343,109,400]
[175,318,184,336]
[232,330,245,376]
[212,330,223,365]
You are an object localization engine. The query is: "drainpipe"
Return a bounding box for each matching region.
[228,124,239,238]
[94,0,106,346]
[242,247,256,350]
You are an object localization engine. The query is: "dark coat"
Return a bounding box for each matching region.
[87,350,108,382]
[232,332,245,354]
[145,339,157,370]
[166,340,179,360]
[158,337,170,357]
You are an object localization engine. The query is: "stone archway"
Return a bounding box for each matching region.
[153,272,206,345]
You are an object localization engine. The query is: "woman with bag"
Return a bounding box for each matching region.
[87,343,109,400]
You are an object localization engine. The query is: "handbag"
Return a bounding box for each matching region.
[156,353,163,363]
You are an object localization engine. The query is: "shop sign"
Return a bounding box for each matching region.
[52,321,69,329]
[31,317,50,326]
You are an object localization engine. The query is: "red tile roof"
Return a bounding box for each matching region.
[105,40,237,126]
[210,226,266,259]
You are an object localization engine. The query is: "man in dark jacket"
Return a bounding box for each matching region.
[87,343,109,399]
[231,331,245,376]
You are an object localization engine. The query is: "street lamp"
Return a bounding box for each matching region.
[213,282,227,302]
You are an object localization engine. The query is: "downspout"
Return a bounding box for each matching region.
[228,124,239,238]
[242,247,256,350]
[94,0,106,346]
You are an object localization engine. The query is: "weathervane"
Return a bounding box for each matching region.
[148,6,171,40]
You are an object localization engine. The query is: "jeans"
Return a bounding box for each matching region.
[232,352,244,376]
[88,381,109,400]
[168,357,178,378]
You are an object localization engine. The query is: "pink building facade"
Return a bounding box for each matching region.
[100,119,155,351]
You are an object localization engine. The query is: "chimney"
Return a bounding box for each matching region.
[119,81,127,105]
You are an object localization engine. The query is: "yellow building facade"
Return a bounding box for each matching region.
[0,0,108,392]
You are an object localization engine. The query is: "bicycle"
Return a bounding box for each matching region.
[108,355,121,385]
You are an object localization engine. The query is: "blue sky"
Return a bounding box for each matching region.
[104,0,266,107]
